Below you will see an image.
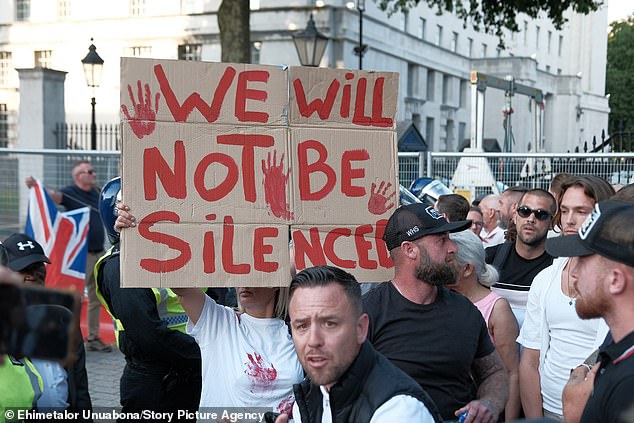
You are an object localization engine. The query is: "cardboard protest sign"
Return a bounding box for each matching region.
[120,58,398,287]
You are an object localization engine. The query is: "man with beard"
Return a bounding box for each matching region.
[486,189,556,328]
[363,203,508,422]
[280,266,443,423]
[546,200,634,423]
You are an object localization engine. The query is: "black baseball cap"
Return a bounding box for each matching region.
[2,233,51,272]
[383,203,471,250]
[546,200,634,267]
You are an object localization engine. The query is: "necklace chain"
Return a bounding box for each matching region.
[566,258,576,306]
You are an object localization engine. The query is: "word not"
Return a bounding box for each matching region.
[143,139,371,205]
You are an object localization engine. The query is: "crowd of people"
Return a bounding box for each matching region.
[1,163,633,423]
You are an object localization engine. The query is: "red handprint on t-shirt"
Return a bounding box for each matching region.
[367,180,396,215]
[244,352,277,392]
[121,80,160,139]
[262,151,294,221]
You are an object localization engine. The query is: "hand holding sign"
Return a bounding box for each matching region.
[122,80,160,139]
[368,181,396,215]
[262,151,293,221]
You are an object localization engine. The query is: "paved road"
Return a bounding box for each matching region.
[85,347,124,408]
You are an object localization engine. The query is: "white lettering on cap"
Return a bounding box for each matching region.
[425,207,443,220]
[579,203,601,240]
[407,226,420,236]
[16,241,35,251]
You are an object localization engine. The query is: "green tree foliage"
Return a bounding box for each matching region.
[607,16,634,132]
[377,0,601,40]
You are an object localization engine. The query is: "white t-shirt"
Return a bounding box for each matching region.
[187,296,303,412]
[517,257,603,415]
[291,386,436,423]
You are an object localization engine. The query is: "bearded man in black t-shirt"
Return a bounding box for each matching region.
[363,203,508,422]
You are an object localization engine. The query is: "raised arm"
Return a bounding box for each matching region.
[25,176,62,204]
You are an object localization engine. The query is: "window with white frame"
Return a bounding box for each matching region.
[129,0,145,16]
[481,43,487,57]
[536,25,540,48]
[178,44,202,61]
[58,0,70,18]
[436,25,443,47]
[523,21,528,46]
[547,30,552,54]
[427,70,435,101]
[468,37,473,57]
[451,32,458,52]
[419,18,426,40]
[128,46,152,57]
[0,104,8,148]
[34,50,52,68]
[558,35,563,57]
[16,0,30,21]
[0,52,12,87]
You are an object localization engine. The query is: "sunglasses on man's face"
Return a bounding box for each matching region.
[81,169,96,175]
[516,206,551,221]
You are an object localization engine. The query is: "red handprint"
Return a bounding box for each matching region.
[244,352,277,392]
[121,80,160,139]
[367,180,396,215]
[262,150,294,221]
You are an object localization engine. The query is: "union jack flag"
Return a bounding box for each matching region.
[25,178,90,293]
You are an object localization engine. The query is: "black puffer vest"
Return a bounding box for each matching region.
[293,341,443,423]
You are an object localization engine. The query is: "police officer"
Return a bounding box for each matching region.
[94,177,201,421]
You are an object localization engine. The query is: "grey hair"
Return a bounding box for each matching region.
[450,230,499,288]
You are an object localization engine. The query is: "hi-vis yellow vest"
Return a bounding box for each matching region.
[94,247,189,346]
[0,355,43,423]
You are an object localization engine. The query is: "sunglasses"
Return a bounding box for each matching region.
[516,206,551,221]
[81,169,96,175]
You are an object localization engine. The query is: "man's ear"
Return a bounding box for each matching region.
[357,313,369,345]
[462,263,474,279]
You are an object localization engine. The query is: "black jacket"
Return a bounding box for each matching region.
[293,341,443,423]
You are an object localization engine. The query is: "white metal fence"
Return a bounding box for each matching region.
[1,148,633,239]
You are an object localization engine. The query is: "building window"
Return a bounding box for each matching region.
[558,35,564,57]
[128,46,152,57]
[557,68,562,75]
[468,38,473,57]
[57,0,70,18]
[436,25,443,47]
[178,44,202,61]
[547,30,552,54]
[459,79,467,108]
[481,43,487,57]
[0,104,8,148]
[402,10,409,32]
[0,52,12,87]
[451,32,458,52]
[523,21,528,46]
[251,41,262,64]
[442,74,451,105]
[426,70,435,101]
[546,65,551,73]
[426,117,434,149]
[34,50,52,68]
[536,25,540,48]
[407,63,420,97]
[419,18,426,40]
[16,0,30,21]
[129,0,145,16]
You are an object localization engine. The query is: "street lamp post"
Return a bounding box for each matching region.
[81,39,104,150]
[353,0,368,70]
[292,13,329,67]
